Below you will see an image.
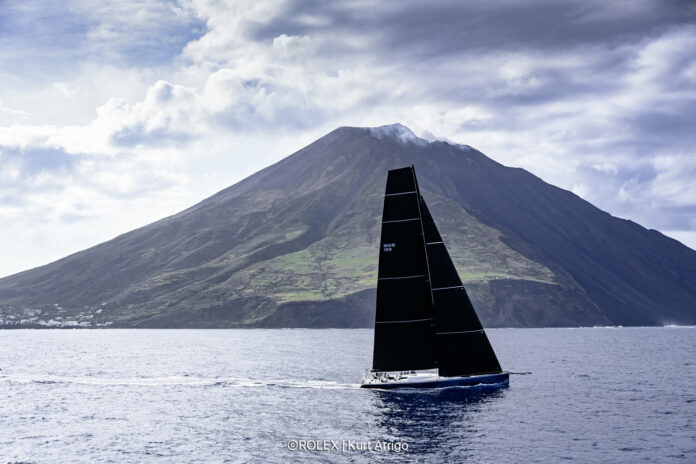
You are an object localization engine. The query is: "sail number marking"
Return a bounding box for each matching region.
[383,242,396,252]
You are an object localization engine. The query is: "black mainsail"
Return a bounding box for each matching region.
[372,165,503,377]
[372,167,437,372]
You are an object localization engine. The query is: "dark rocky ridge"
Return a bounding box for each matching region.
[1,124,695,328]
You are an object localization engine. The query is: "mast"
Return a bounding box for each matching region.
[411,165,436,312]
[371,167,437,372]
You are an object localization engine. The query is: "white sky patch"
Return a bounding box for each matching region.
[663,231,696,252]
[0,0,695,277]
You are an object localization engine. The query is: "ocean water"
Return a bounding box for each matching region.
[0,328,694,463]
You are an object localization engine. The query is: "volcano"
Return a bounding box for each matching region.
[1,124,695,328]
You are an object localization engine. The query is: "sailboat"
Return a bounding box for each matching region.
[361,166,509,389]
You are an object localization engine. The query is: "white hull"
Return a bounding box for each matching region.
[360,370,509,389]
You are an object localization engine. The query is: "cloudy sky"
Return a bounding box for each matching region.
[1,0,695,277]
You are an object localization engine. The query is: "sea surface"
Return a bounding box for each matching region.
[1,328,694,463]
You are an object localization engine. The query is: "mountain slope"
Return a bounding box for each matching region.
[1,124,695,328]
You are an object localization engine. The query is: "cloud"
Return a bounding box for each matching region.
[0,147,77,183]
[108,80,201,146]
[1,0,696,276]
[0,0,206,74]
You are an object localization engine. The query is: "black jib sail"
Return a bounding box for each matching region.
[371,165,503,377]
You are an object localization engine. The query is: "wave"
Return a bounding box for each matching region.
[0,374,360,390]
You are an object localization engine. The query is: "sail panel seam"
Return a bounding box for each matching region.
[385,191,417,197]
[382,217,420,223]
[436,329,484,335]
[378,274,427,280]
[432,285,464,291]
[426,241,444,245]
[376,318,434,324]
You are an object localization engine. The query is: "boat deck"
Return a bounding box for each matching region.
[360,370,509,389]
